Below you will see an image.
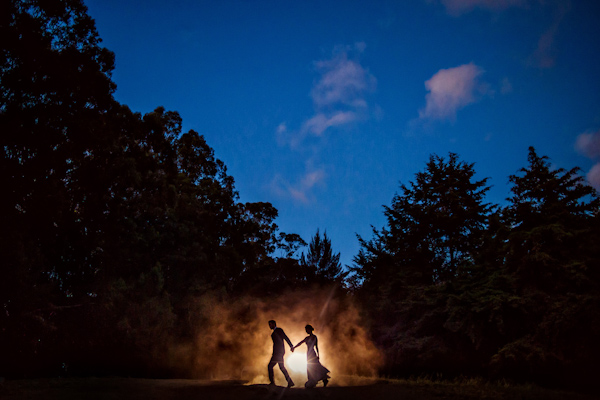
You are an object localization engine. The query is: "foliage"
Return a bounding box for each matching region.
[0,0,309,377]
[2,0,599,389]
[351,148,600,389]
[503,147,600,290]
[351,153,493,319]
[300,229,347,286]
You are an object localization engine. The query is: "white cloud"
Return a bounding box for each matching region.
[439,0,527,16]
[276,122,287,135]
[575,129,600,189]
[302,111,358,136]
[271,168,326,204]
[575,130,600,159]
[528,18,560,68]
[527,2,569,69]
[272,43,376,203]
[418,63,491,121]
[587,163,600,189]
[311,52,375,109]
[275,122,295,147]
[278,43,376,147]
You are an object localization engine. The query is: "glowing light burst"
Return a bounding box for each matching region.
[287,352,307,373]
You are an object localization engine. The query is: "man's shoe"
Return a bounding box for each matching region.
[323,378,329,387]
[287,380,295,388]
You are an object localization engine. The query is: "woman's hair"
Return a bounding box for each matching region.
[305,324,314,332]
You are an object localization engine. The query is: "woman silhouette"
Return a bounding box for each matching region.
[292,324,330,388]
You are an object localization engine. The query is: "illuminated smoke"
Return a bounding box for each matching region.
[166,287,382,385]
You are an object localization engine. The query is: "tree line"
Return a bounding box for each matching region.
[1,0,344,378]
[1,0,598,389]
[351,150,600,388]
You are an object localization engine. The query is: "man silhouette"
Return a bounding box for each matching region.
[267,320,295,387]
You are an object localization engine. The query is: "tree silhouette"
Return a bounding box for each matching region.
[353,152,492,300]
[1,0,119,376]
[351,153,498,379]
[485,147,600,384]
[355,148,600,386]
[1,0,307,377]
[4,0,600,386]
[301,229,346,285]
[503,146,600,289]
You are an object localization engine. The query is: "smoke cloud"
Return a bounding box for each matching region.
[166,287,382,385]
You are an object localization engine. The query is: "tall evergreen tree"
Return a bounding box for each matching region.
[489,147,600,384]
[350,153,493,378]
[503,146,600,289]
[445,147,600,385]
[353,152,492,294]
[301,229,346,285]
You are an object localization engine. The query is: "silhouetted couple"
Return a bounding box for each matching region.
[268,320,330,388]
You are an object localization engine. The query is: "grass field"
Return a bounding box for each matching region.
[1,377,597,400]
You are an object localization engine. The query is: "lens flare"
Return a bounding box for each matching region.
[287,352,307,373]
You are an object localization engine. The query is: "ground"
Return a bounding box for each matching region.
[0,377,597,400]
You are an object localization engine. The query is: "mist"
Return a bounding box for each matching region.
[166,287,382,385]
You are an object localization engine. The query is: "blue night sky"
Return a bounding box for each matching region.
[84,0,600,267]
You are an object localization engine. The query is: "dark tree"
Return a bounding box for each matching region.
[1,0,306,377]
[421,148,600,386]
[353,153,492,296]
[300,229,346,285]
[503,146,600,289]
[487,147,600,384]
[1,0,118,376]
[348,154,494,378]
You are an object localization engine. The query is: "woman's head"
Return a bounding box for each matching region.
[305,324,314,334]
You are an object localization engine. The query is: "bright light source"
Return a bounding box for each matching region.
[287,352,307,373]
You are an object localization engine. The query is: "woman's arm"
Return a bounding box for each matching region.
[292,337,308,350]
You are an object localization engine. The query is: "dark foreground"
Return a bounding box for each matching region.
[0,377,597,400]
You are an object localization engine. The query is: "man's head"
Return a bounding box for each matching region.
[268,320,276,330]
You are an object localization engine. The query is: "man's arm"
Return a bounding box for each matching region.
[282,329,294,349]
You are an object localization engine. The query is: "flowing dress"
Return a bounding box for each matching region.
[300,334,330,387]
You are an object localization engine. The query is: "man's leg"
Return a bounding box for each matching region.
[278,361,294,387]
[267,360,276,384]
